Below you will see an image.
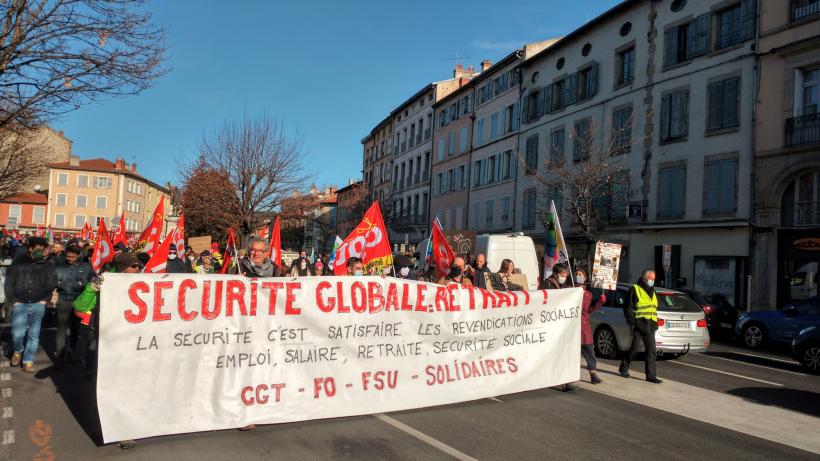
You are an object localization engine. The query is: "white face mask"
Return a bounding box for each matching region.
[399,267,410,277]
[557,275,567,284]
[354,270,364,276]
[576,275,586,284]
[646,279,655,287]
[168,254,177,260]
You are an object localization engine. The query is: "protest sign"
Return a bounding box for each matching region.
[188,236,212,254]
[97,274,582,442]
[591,241,622,290]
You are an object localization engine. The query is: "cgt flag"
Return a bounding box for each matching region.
[90,220,115,273]
[112,212,127,247]
[431,219,455,278]
[269,216,282,268]
[332,201,392,275]
[172,213,185,254]
[144,228,176,273]
[137,196,165,256]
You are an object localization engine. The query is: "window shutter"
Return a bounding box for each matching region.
[512,101,520,130]
[741,0,756,40]
[708,82,723,130]
[544,84,553,114]
[692,13,711,56]
[722,159,737,212]
[495,154,502,181]
[664,28,678,66]
[673,167,685,216]
[589,62,599,98]
[725,78,739,127]
[564,74,577,106]
[500,108,507,135]
[681,92,689,137]
[521,94,530,123]
[705,161,720,213]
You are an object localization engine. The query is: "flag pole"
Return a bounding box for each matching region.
[550,200,574,287]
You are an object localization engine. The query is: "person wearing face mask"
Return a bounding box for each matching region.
[575,268,606,384]
[346,257,364,276]
[5,237,57,373]
[53,245,93,370]
[619,269,662,384]
[291,256,314,277]
[164,244,189,273]
[543,263,570,289]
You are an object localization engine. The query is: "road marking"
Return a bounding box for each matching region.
[668,360,784,386]
[0,408,10,419]
[582,363,820,454]
[487,397,503,403]
[694,353,807,376]
[1,430,13,445]
[720,350,801,365]
[375,413,478,461]
[0,389,10,398]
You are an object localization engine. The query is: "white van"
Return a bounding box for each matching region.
[791,262,818,300]
[475,233,540,291]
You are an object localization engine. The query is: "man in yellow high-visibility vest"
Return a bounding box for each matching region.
[619,269,663,384]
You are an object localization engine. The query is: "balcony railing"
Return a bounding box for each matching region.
[796,201,820,226]
[414,173,420,184]
[787,113,820,147]
[416,134,423,145]
[424,128,432,141]
[399,179,405,190]
[422,170,430,182]
[792,0,820,21]
[390,214,428,227]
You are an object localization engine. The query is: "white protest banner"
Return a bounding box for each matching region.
[591,241,622,290]
[98,274,582,442]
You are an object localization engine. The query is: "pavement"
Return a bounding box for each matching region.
[3,319,820,461]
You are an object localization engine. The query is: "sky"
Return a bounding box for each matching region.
[54,0,616,190]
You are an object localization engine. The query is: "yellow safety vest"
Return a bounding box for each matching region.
[633,284,658,322]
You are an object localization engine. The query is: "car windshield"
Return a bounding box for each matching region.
[656,292,703,312]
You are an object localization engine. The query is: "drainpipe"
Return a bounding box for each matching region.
[747,0,760,312]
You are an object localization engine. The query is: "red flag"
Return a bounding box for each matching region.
[90,220,115,273]
[332,202,392,275]
[36,224,44,237]
[220,227,237,274]
[172,213,185,253]
[112,212,127,247]
[143,229,175,273]
[79,221,93,240]
[137,196,165,255]
[269,216,281,268]
[256,226,269,240]
[431,220,455,278]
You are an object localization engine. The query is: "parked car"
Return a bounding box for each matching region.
[589,284,710,359]
[676,289,739,335]
[736,296,820,349]
[792,326,820,373]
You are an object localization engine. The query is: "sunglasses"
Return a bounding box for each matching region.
[129,263,141,269]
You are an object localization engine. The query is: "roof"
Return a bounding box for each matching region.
[49,157,170,194]
[434,51,523,108]
[390,83,435,117]
[525,0,639,65]
[336,180,364,195]
[1,193,48,205]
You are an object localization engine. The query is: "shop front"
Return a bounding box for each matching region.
[777,228,820,307]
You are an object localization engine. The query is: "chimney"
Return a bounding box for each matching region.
[115,157,125,170]
[480,59,493,71]
[131,163,137,173]
[349,178,354,186]
[453,63,465,79]
[68,155,80,167]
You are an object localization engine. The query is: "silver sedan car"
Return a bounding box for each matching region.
[589,284,710,359]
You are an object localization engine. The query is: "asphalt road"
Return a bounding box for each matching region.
[3,321,820,461]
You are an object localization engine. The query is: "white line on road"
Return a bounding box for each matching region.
[668,361,784,386]
[487,397,503,403]
[720,350,802,365]
[375,413,478,461]
[694,353,807,376]
[0,430,13,445]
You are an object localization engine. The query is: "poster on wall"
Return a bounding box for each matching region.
[693,257,737,306]
[591,241,622,290]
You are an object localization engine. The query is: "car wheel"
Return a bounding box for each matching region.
[801,345,820,374]
[594,327,618,359]
[741,323,766,349]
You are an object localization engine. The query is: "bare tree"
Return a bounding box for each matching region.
[192,114,311,245]
[0,128,54,200]
[0,0,167,130]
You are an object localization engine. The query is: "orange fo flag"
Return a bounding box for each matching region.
[332,201,392,275]
[90,220,115,273]
[269,216,282,268]
[431,220,455,278]
[137,196,165,255]
[112,212,127,247]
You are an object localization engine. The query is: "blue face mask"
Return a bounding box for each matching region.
[646,279,655,287]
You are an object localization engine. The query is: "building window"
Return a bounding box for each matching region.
[573,117,592,161]
[549,128,565,164]
[461,94,472,116]
[500,197,510,225]
[547,185,563,216]
[502,150,513,179]
[485,199,495,227]
[487,156,497,184]
[551,80,564,112]
[664,14,711,66]
[459,165,466,189]
[460,126,469,152]
[716,1,756,50]
[475,119,485,145]
[56,193,67,207]
[800,68,818,115]
[479,158,488,186]
[576,63,599,102]
[792,0,820,21]
[708,77,740,131]
[704,157,738,215]
[77,174,89,188]
[7,205,20,227]
[57,173,68,186]
[54,213,66,228]
[473,161,481,187]
[95,196,107,209]
[95,176,112,189]
[612,106,633,154]
[525,135,539,174]
[523,189,537,230]
[611,172,630,221]
[781,170,820,226]
[32,206,45,225]
[448,131,457,156]
[75,195,87,208]
[523,87,544,122]
[490,111,500,140]
[616,47,635,86]
[658,165,686,218]
[73,214,86,229]
[437,137,446,161]
[470,203,480,230]
[660,90,689,142]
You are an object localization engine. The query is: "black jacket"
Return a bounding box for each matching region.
[165,257,189,273]
[472,266,490,289]
[55,260,94,302]
[4,255,58,304]
[625,278,656,327]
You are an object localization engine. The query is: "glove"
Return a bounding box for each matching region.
[599,294,607,304]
